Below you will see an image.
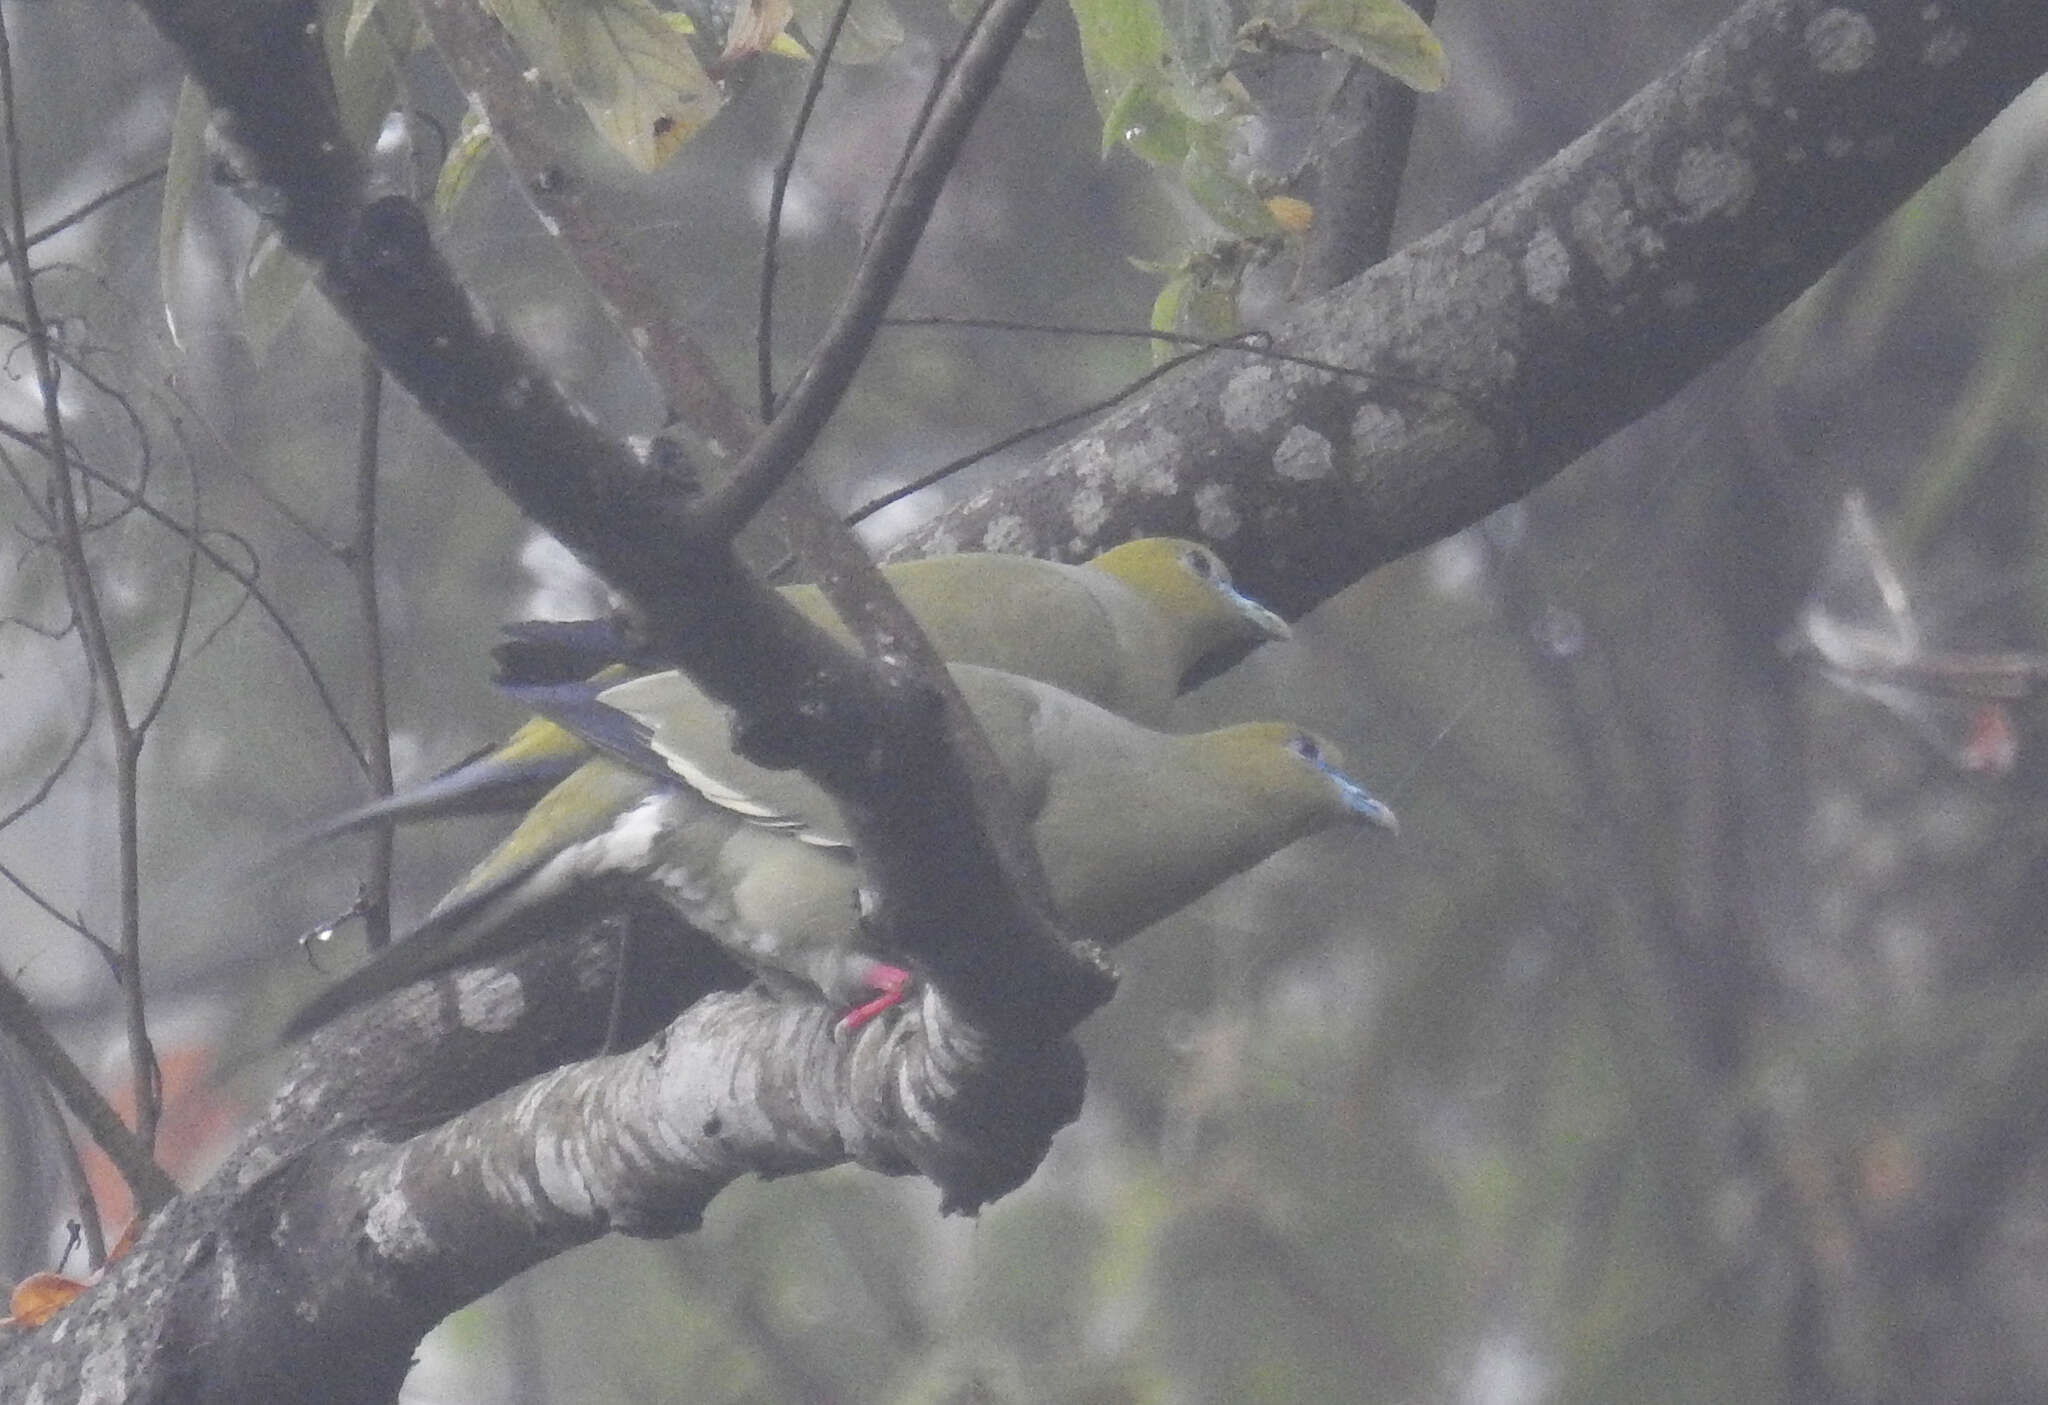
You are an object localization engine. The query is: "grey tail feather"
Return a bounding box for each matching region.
[287,756,580,850]
[494,682,669,780]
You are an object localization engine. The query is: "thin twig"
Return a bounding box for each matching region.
[758,0,861,420]
[697,0,1043,537]
[25,165,166,250]
[0,2,160,1152]
[846,339,1213,523]
[32,1077,106,1269]
[0,858,118,968]
[350,352,395,950]
[0,418,369,768]
[131,457,205,736]
[0,966,178,1214]
[843,316,1477,523]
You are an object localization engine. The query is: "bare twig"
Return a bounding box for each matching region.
[846,318,1475,520]
[0,859,118,968]
[698,0,1043,537]
[758,0,861,420]
[0,967,178,1214]
[0,2,160,1152]
[349,353,395,950]
[0,417,369,767]
[32,1078,107,1269]
[129,457,205,736]
[846,338,1219,524]
[26,165,167,250]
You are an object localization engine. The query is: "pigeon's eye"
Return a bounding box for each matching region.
[1182,547,1218,581]
[1287,733,1324,765]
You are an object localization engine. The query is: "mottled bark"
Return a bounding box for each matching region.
[902,0,2048,619]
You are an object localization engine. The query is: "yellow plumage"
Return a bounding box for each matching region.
[309,539,1288,840]
[285,666,1393,1039]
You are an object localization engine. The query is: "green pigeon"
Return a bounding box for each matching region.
[284,665,1394,1039]
[304,539,1291,841]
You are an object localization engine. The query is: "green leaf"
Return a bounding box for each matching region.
[238,228,316,356]
[434,108,497,222]
[157,77,210,348]
[1101,77,1194,164]
[1267,0,1446,91]
[1145,246,1243,360]
[1148,267,1191,363]
[791,0,906,64]
[1178,261,1241,344]
[486,0,721,171]
[1182,136,1281,237]
[328,0,416,150]
[1067,0,1172,126]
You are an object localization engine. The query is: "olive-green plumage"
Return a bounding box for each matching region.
[284,666,1394,1039]
[307,539,1290,841]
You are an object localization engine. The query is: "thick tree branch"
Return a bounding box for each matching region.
[0,969,179,1214]
[0,923,1082,1402]
[406,0,1092,1026]
[1295,1,1436,294]
[135,0,1107,1031]
[900,0,2048,617]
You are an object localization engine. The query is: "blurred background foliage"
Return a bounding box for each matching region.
[3,0,2048,1399]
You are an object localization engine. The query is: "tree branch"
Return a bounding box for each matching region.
[696,0,1044,536]
[0,920,1082,1401]
[136,0,1108,1030]
[899,0,2048,618]
[1295,1,1435,294]
[0,969,179,1215]
[402,0,1096,1026]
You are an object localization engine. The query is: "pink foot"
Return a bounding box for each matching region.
[838,964,913,1031]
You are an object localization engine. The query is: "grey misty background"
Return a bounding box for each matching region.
[4,0,2048,1399]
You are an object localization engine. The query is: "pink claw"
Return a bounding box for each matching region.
[838,963,913,1031]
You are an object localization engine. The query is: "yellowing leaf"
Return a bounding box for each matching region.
[328,0,417,150]
[722,0,793,62]
[1272,0,1446,92]
[2,1218,142,1328]
[486,0,721,172]
[1264,194,1313,233]
[6,1272,89,1328]
[566,0,719,169]
[342,0,413,59]
[237,228,316,357]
